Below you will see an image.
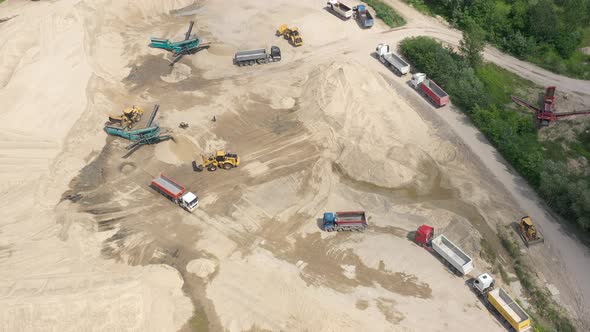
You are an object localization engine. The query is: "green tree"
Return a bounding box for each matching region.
[528,0,559,42]
[460,18,486,66]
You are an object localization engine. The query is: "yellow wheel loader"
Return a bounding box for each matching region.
[194,150,240,172]
[276,24,303,47]
[108,106,144,129]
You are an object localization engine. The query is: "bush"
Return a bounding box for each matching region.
[364,0,406,27]
[400,0,590,78]
[399,37,488,110]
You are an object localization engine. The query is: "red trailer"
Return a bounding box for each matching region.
[322,211,368,232]
[411,73,449,107]
[150,174,199,212]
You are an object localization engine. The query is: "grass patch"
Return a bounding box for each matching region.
[364,0,406,27]
[529,49,590,80]
[474,63,535,105]
[404,0,434,15]
[185,307,209,332]
[571,127,590,162]
[479,238,497,262]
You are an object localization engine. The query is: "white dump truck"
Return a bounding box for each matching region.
[327,0,353,19]
[376,43,410,75]
[415,225,474,275]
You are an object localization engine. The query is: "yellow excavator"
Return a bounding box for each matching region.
[276,24,303,47]
[194,150,240,172]
[108,106,144,129]
[518,216,544,247]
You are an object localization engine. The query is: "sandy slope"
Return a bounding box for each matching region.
[0,1,194,331]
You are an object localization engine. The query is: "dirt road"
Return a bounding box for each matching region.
[378,0,590,325]
[381,0,590,105]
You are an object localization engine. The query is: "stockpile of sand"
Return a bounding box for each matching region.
[299,61,448,195]
[0,0,196,330]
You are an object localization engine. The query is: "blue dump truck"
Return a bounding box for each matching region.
[323,211,368,232]
[354,5,374,28]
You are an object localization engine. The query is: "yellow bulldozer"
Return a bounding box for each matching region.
[194,150,240,172]
[108,106,144,129]
[518,216,544,247]
[276,24,303,47]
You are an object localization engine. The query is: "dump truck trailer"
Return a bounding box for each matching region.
[414,225,474,275]
[431,235,474,275]
[234,46,281,66]
[327,0,353,19]
[354,5,374,28]
[472,273,532,331]
[323,211,367,232]
[487,288,532,331]
[150,174,199,212]
[411,73,449,107]
[376,43,410,75]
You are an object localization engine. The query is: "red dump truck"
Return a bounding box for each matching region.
[411,73,449,107]
[322,211,368,232]
[150,174,199,212]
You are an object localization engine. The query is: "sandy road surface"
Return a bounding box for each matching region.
[0,0,588,330]
[372,0,590,325]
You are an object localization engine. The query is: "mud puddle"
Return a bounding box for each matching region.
[262,233,432,298]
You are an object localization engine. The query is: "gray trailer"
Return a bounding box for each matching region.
[375,43,410,75]
[234,46,281,66]
[431,235,474,275]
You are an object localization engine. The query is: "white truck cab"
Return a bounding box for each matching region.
[411,73,427,89]
[376,43,390,56]
[473,273,496,294]
[180,192,199,212]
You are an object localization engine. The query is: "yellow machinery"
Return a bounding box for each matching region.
[276,24,303,47]
[108,106,144,129]
[195,150,240,172]
[518,216,544,247]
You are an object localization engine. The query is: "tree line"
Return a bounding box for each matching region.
[400,35,590,232]
[408,0,590,78]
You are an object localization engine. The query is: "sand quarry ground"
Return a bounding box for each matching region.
[1,0,589,331]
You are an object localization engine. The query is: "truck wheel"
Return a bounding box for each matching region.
[208,165,217,171]
[326,228,333,232]
[222,163,233,170]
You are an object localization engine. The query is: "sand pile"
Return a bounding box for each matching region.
[299,61,447,195]
[0,1,198,330]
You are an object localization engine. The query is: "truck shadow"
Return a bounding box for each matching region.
[423,245,464,277]
[353,15,372,30]
[316,218,325,231]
